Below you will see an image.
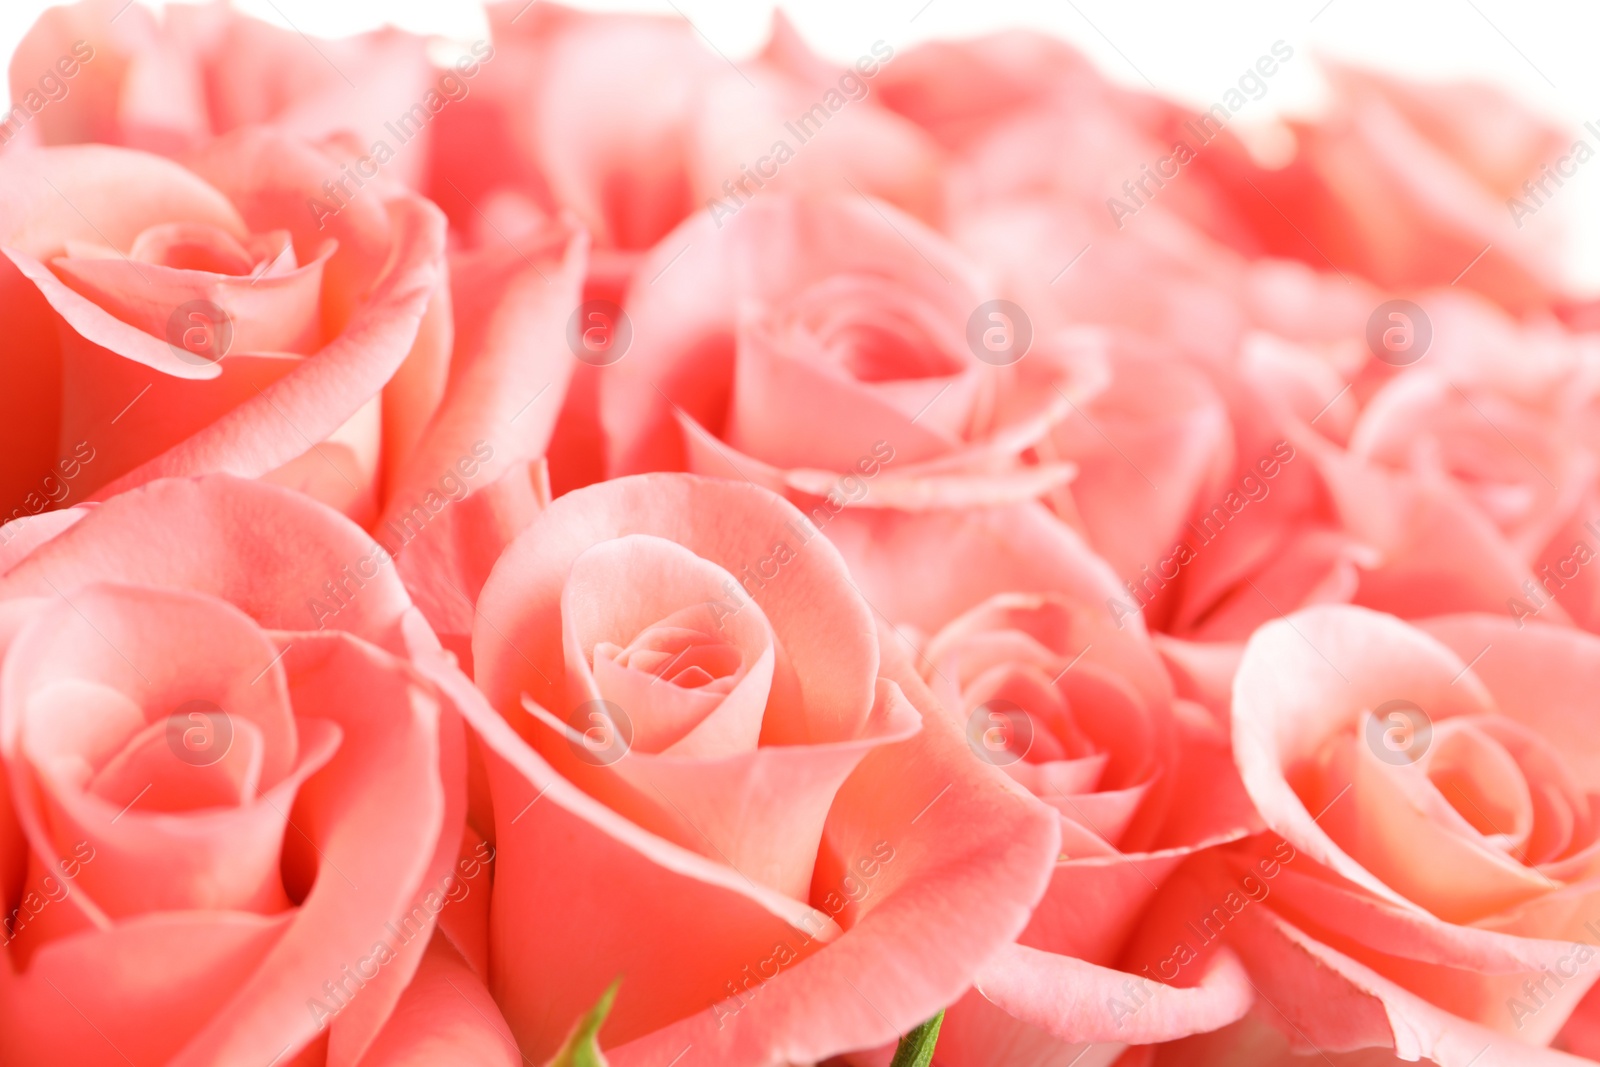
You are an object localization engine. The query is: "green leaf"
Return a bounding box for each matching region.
[543,979,620,1067]
[888,1009,945,1067]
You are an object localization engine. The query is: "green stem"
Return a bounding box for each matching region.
[888,1009,945,1067]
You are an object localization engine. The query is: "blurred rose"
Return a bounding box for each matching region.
[438,3,948,497]
[1129,287,1600,643]
[7,0,437,186]
[1191,64,1573,313]
[1285,290,1600,632]
[432,3,939,286]
[883,36,1573,313]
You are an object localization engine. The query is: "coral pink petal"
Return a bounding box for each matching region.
[384,221,588,641]
[970,942,1253,1045]
[1231,605,1497,909]
[354,935,522,1067]
[473,473,878,747]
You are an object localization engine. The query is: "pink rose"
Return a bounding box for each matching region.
[1114,284,1600,644]
[818,500,1261,1063]
[8,0,436,186]
[0,475,517,1065]
[0,124,586,597]
[892,42,1590,653]
[436,5,948,499]
[602,193,1105,514]
[1152,605,1600,1063]
[444,472,1059,1063]
[0,129,447,528]
[1285,289,1600,632]
[432,3,940,280]
[939,203,1375,643]
[1192,64,1572,313]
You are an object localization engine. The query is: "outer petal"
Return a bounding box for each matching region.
[1231,605,1495,908]
[821,502,1127,638]
[36,131,449,511]
[967,943,1251,1046]
[384,217,587,643]
[354,934,521,1067]
[603,195,981,477]
[473,473,879,746]
[598,633,1060,1065]
[1224,904,1595,1065]
[0,477,415,645]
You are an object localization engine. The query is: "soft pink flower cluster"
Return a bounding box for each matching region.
[4,3,1600,1065]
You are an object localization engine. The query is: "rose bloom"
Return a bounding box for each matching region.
[0,474,535,1066]
[1097,284,1600,647]
[431,1,940,290]
[815,499,1262,1065]
[0,130,445,527]
[871,32,1597,650]
[8,0,437,185]
[1283,288,1600,633]
[601,192,1106,520]
[1124,605,1600,1065]
[0,126,588,630]
[439,471,1059,1064]
[930,198,1396,649]
[435,2,948,495]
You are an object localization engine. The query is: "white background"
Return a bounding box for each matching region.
[6,0,1600,291]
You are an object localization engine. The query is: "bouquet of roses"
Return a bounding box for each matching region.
[3,3,1599,1065]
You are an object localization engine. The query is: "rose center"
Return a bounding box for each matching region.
[1425,724,1534,851]
[125,221,294,278]
[787,274,970,385]
[604,621,743,693]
